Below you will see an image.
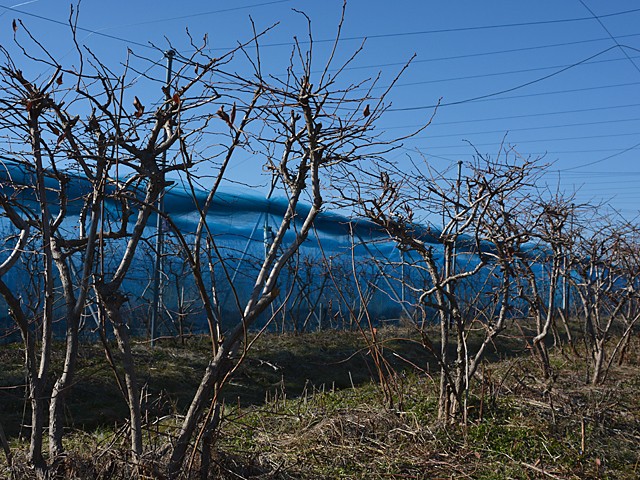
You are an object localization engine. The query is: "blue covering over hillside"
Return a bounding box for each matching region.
[0,159,450,250]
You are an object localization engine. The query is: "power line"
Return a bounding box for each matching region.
[417,117,640,140]
[544,147,639,155]
[5,2,640,56]
[551,178,640,186]
[557,141,640,172]
[98,0,292,29]
[388,79,640,112]
[2,4,152,49]
[473,80,640,103]
[386,54,640,89]
[578,0,640,76]
[208,6,640,50]
[416,131,640,150]
[386,45,633,111]
[343,7,640,40]
[0,0,293,50]
[561,171,640,177]
[207,33,640,86]
[383,103,640,130]
[410,145,640,158]
[342,33,640,73]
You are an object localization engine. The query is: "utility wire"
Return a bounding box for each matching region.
[100,0,292,28]
[562,170,640,176]
[387,45,625,111]
[453,147,640,156]
[387,80,640,112]
[418,117,640,140]
[342,33,640,72]
[417,132,640,150]
[407,142,640,156]
[387,54,640,89]
[206,6,640,50]
[557,141,640,172]
[0,3,151,49]
[0,0,292,50]
[2,3,640,53]
[384,103,640,130]
[578,0,640,76]
[4,1,638,197]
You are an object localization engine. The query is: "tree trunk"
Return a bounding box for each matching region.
[437,302,450,422]
[101,291,143,459]
[168,349,228,479]
[49,313,79,457]
[199,401,221,480]
[0,419,11,467]
[591,339,606,385]
[27,376,46,474]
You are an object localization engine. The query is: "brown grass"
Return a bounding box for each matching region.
[0,324,639,479]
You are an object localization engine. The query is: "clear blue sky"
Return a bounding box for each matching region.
[1,1,639,218]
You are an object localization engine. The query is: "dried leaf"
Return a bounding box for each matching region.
[363,104,370,117]
[133,96,144,118]
[217,105,231,127]
[12,19,17,33]
[88,116,99,132]
[56,73,63,85]
[229,102,236,126]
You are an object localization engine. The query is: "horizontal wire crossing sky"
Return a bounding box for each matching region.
[0,0,639,218]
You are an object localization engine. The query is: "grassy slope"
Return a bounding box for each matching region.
[0,324,639,479]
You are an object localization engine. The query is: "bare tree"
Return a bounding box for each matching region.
[522,195,574,379]
[163,6,417,476]
[569,214,640,384]
[0,42,75,473]
[0,12,245,471]
[0,172,41,469]
[344,147,545,421]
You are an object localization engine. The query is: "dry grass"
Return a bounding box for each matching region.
[0,325,639,479]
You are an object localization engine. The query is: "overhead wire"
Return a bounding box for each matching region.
[0,0,293,50]
[2,2,640,55]
[383,102,640,130]
[415,117,640,139]
[341,32,640,73]
[6,0,640,113]
[384,5,640,195]
[556,141,640,172]
[419,146,640,157]
[199,6,640,50]
[403,143,640,163]
[384,53,640,89]
[578,0,640,75]
[386,45,636,111]
[0,3,152,49]
[413,132,640,150]
[3,1,638,209]
[96,0,293,29]
[387,80,640,112]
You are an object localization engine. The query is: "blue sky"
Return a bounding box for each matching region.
[1,0,639,218]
